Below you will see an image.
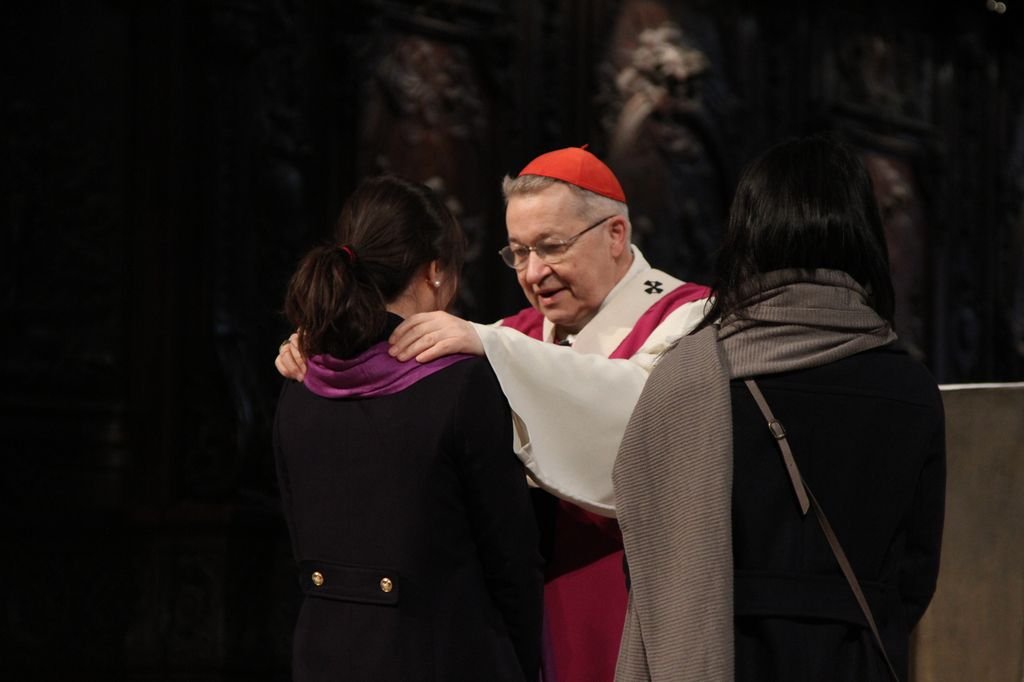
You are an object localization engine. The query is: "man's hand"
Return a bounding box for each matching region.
[389,311,484,362]
[275,332,308,382]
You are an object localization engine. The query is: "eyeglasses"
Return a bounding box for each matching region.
[498,214,617,269]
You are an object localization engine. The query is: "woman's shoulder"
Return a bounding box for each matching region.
[389,355,502,405]
[431,355,502,393]
[850,343,943,405]
[757,343,942,412]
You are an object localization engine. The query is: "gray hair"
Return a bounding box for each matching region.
[501,174,631,229]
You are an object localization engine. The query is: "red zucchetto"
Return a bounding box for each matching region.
[518,145,626,203]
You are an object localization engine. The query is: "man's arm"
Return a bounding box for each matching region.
[472,324,651,517]
[475,299,706,516]
[388,303,704,517]
[385,311,634,514]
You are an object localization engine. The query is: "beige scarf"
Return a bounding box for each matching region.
[612,269,897,681]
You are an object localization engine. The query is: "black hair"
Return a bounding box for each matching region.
[700,134,895,327]
[284,174,465,358]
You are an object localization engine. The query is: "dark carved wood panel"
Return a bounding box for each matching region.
[582,0,1024,382]
[597,0,738,285]
[2,1,137,674]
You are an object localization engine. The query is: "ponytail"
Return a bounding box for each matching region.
[282,174,464,360]
[283,244,387,359]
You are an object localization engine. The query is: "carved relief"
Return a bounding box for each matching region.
[830,32,932,122]
[356,33,494,317]
[862,150,929,362]
[597,1,735,284]
[604,22,710,160]
[818,23,942,373]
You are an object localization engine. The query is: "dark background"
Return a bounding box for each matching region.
[2,0,1022,678]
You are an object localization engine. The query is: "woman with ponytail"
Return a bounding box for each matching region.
[274,175,542,681]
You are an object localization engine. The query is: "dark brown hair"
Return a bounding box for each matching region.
[284,175,465,358]
[698,134,895,329]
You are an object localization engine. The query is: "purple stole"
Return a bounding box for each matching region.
[304,341,473,399]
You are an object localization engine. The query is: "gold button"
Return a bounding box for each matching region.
[311,571,324,587]
[379,577,393,593]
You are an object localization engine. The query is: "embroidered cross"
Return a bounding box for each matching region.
[644,280,663,294]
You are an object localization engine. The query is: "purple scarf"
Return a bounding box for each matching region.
[304,340,474,399]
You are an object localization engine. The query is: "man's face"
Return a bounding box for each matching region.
[505,184,627,334]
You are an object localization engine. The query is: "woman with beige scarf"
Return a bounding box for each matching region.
[614,135,945,681]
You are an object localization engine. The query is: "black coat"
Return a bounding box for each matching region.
[274,352,543,682]
[730,343,945,681]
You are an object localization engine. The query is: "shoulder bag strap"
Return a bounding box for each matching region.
[743,378,901,682]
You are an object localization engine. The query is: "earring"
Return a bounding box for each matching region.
[432,280,441,288]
